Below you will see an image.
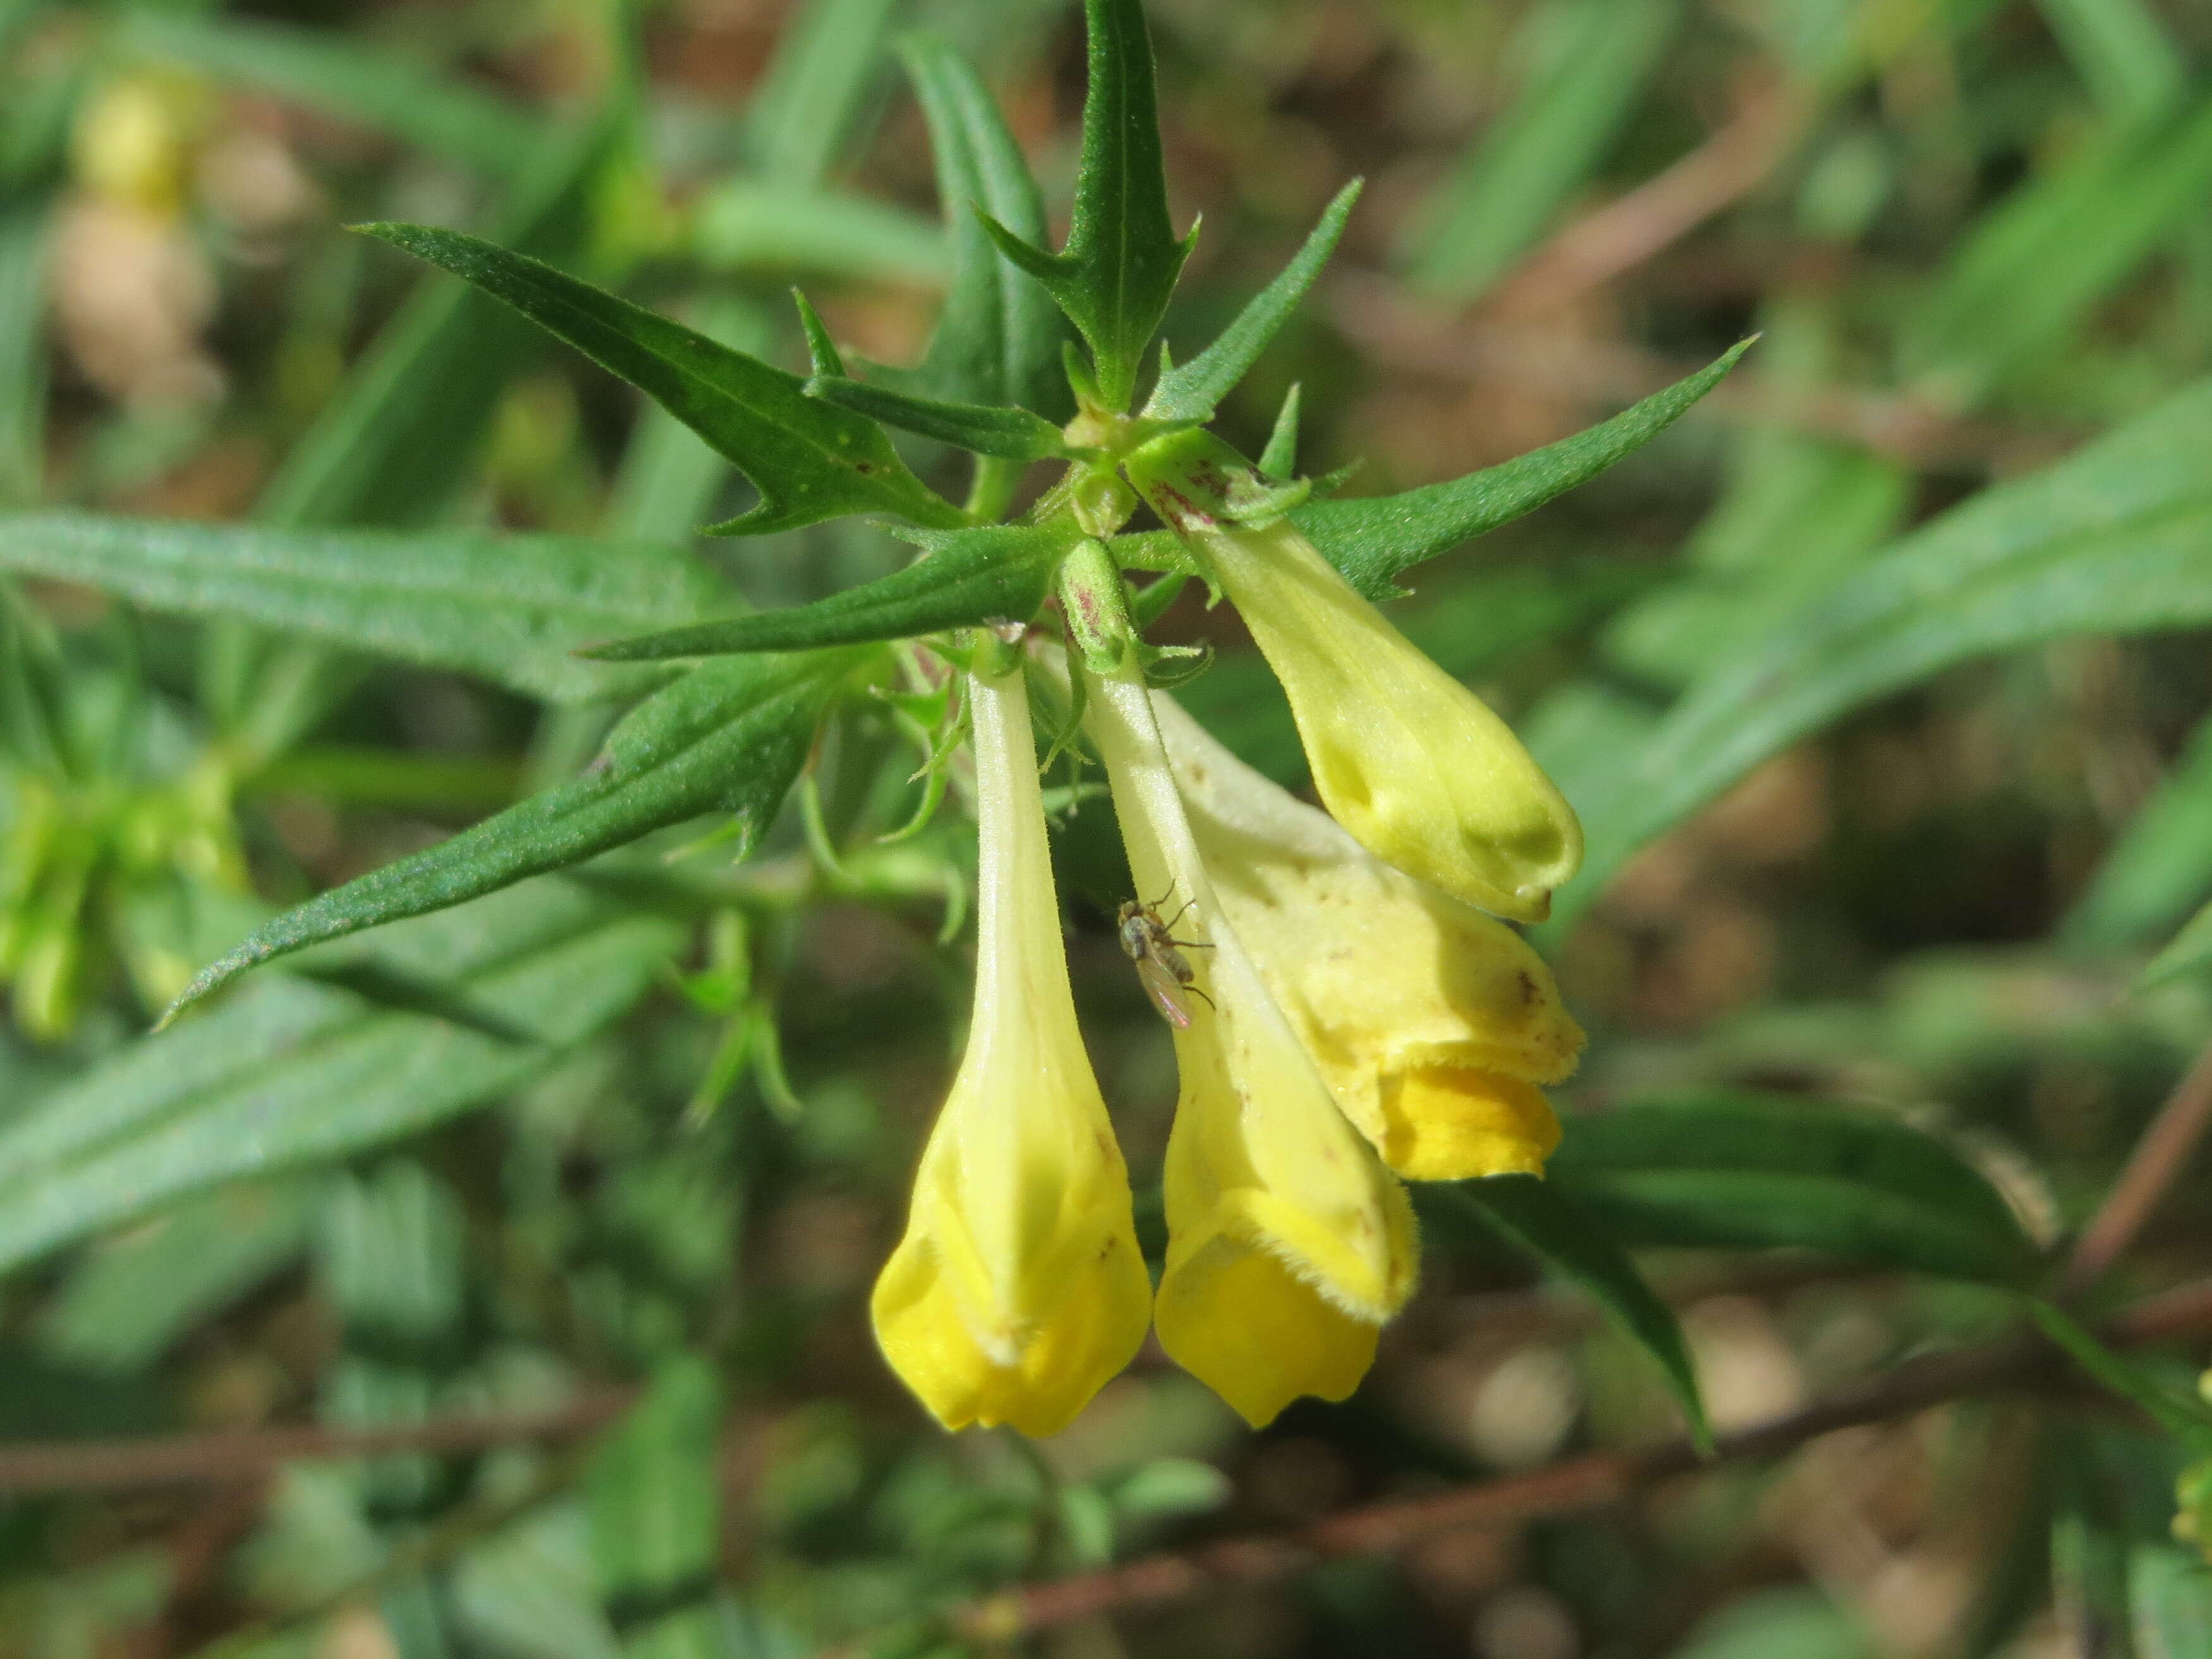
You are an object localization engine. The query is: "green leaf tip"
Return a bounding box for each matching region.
[1437,1175,1713,1454]
[791,288,846,378]
[977,0,1195,410]
[899,32,1070,418]
[1301,335,1757,597]
[353,220,965,537]
[1146,178,1363,423]
[1259,383,1302,480]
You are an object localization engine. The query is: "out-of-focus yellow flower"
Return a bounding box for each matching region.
[1154,693,1584,1181]
[871,664,1151,1437]
[71,72,210,218]
[1085,667,1417,1428]
[1122,430,1582,923]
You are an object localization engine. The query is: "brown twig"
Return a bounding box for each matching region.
[807,1277,2212,1654]
[1485,80,1808,315]
[2062,1038,2212,1296]
[0,1389,633,1495]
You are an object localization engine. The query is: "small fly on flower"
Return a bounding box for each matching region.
[1117,889,1215,1027]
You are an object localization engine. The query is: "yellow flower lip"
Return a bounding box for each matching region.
[1121,428,1584,923]
[1081,664,1418,1428]
[869,665,1151,1438]
[1152,691,1584,1183]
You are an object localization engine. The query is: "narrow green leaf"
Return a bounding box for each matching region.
[690,181,949,283]
[1903,96,2212,408]
[1401,0,1682,302]
[805,374,1073,459]
[583,525,1077,660]
[2065,710,2212,949]
[791,289,847,378]
[589,1356,721,1637]
[2029,1303,2212,1441]
[602,297,773,544]
[1543,374,2212,935]
[902,33,1069,417]
[258,120,606,531]
[36,1181,320,1374]
[355,222,965,536]
[0,513,736,704]
[2139,900,2212,989]
[2130,1547,2212,1655]
[0,201,49,506]
[118,11,544,179]
[286,960,541,1047]
[167,652,861,1015]
[1548,1093,2041,1282]
[1433,1175,1711,1450]
[977,0,1194,410]
[1146,181,1361,423]
[1258,383,1301,482]
[0,882,676,1274]
[319,1160,466,1341]
[1603,442,1909,691]
[2033,0,2187,119]
[451,1507,622,1659]
[747,0,901,188]
[1296,340,1752,598]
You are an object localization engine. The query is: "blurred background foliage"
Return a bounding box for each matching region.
[3,0,2212,1655]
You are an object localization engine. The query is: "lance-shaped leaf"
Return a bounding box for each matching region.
[1109,342,1750,596]
[166,650,865,1016]
[805,375,1075,459]
[977,0,1194,411]
[354,222,965,536]
[1549,1093,2041,1284]
[0,513,738,703]
[902,33,1069,418]
[1541,372,2212,935]
[1429,1176,1710,1451]
[1146,180,1362,423]
[2141,900,2212,989]
[1298,340,1753,597]
[0,882,677,1273]
[589,1355,723,1647]
[583,525,1079,660]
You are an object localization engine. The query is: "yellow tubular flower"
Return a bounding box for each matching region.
[1085,668,1418,1428]
[1153,693,1585,1182]
[870,664,1151,1437]
[1121,430,1582,923]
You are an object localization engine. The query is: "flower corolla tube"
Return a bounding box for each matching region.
[1084,667,1418,1429]
[1152,692,1585,1182]
[870,664,1152,1437]
[1121,429,1583,923]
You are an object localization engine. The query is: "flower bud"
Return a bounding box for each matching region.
[870,666,1151,1437]
[1122,429,1582,922]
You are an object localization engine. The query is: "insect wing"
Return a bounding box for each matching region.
[1134,956,1194,1028]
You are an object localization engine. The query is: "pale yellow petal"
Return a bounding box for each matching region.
[869,665,1150,1437]
[1153,1232,1382,1428]
[1379,1067,1560,1182]
[1122,429,1581,922]
[873,1221,1153,1437]
[1083,667,1418,1422]
[1154,692,1583,1182]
